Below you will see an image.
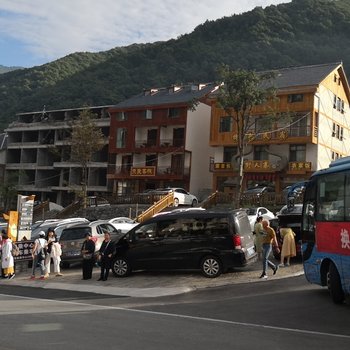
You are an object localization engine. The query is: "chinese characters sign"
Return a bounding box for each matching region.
[130,166,156,176]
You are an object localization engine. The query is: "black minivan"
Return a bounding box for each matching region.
[111,209,257,278]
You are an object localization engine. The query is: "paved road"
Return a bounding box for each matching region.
[1,271,350,350]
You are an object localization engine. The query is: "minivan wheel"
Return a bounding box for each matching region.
[327,262,345,304]
[200,256,222,278]
[112,257,131,277]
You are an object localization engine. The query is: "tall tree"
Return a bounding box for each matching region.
[216,65,276,205]
[70,109,105,208]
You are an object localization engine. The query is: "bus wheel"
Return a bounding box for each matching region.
[328,262,345,304]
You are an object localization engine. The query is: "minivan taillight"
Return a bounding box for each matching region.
[232,235,242,249]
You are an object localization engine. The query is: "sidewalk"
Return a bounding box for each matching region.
[0,260,304,298]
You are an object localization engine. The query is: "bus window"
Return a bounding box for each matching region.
[346,174,350,221]
[317,173,345,222]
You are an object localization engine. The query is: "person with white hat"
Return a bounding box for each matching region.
[30,231,47,280]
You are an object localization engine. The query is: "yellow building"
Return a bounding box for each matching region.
[209,62,350,196]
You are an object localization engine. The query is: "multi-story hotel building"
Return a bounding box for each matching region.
[209,62,350,195]
[107,83,218,197]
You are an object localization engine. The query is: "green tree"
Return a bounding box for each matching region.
[70,109,105,208]
[216,65,276,205]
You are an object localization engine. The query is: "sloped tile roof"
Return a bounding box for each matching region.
[113,83,217,109]
[269,62,342,89]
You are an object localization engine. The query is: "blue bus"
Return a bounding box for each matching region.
[301,156,350,304]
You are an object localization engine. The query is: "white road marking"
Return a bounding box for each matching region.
[1,293,349,340]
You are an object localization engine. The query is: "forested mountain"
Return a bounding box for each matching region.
[1,0,350,131]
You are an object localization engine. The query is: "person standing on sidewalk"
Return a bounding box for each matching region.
[81,232,95,280]
[45,228,63,277]
[279,227,296,267]
[260,220,280,279]
[30,231,47,280]
[254,216,264,260]
[1,231,15,279]
[97,232,115,281]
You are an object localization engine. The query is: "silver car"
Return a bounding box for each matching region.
[59,220,122,267]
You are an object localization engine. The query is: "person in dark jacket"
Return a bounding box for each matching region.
[97,232,115,281]
[81,232,95,280]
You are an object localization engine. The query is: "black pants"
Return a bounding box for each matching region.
[82,258,94,279]
[99,257,112,281]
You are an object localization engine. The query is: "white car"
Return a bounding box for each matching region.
[108,217,138,233]
[245,207,276,231]
[154,187,198,207]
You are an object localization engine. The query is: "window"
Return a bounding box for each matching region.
[116,128,127,148]
[223,147,237,163]
[134,223,157,240]
[255,117,270,133]
[144,109,152,119]
[146,154,157,167]
[254,146,268,160]
[317,173,345,222]
[288,94,304,103]
[337,97,342,111]
[219,116,233,132]
[289,144,306,162]
[116,112,126,121]
[332,123,344,140]
[168,108,180,118]
[331,151,341,161]
[333,95,345,112]
[290,114,308,137]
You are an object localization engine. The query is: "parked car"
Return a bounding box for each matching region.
[31,217,90,240]
[153,187,198,207]
[59,220,123,267]
[111,208,257,278]
[243,186,275,197]
[273,204,303,259]
[245,207,276,231]
[108,217,138,233]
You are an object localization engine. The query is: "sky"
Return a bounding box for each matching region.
[0,0,290,68]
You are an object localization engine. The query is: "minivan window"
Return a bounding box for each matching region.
[134,223,157,240]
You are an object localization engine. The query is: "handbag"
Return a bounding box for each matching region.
[37,248,45,262]
[83,253,93,260]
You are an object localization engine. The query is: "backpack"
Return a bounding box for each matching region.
[12,242,20,257]
[36,239,47,261]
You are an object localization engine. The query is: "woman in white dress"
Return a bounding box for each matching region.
[45,228,63,277]
[1,231,15,279]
